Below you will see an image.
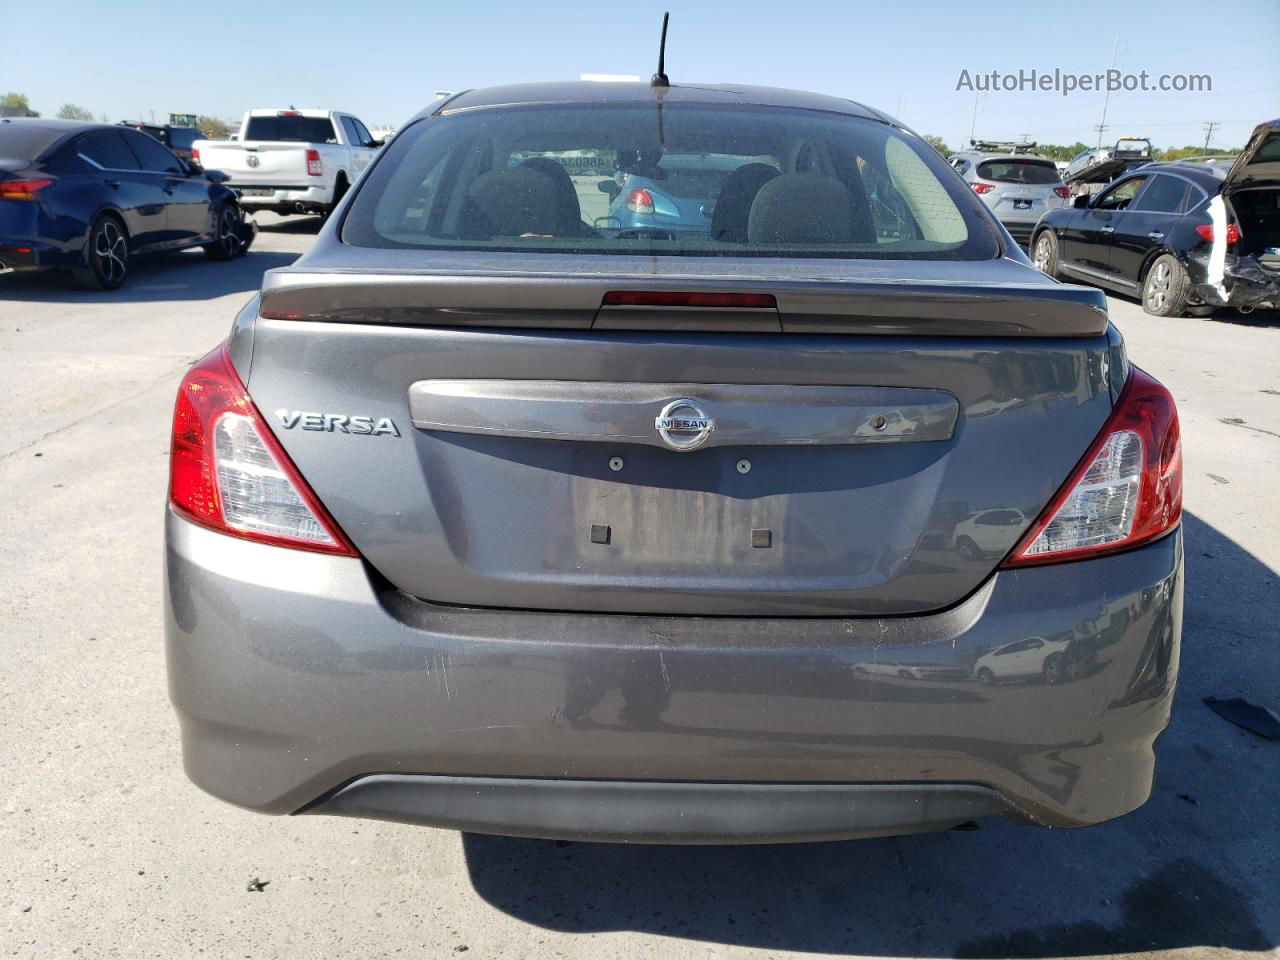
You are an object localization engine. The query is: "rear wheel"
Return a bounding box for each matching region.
[1043,653,1065,685]
[1032,230,1060,279]
[71,215,129,290]
[203,204,240,261]
[324,175,349,221]
[1142,254,1191,317]
[976,667,995,685]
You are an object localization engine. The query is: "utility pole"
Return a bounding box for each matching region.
[1202,121,1219,152]
[1095,34,1123,149]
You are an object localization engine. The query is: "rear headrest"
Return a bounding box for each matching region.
[747,173,856,245]
[711,163,780,243]
[518,157,583,232]
[467,167,560,236]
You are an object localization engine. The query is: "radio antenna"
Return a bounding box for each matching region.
[651,12,670,88]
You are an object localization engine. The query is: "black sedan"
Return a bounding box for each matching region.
[0,118,255,290]
[1031,139,1280,317]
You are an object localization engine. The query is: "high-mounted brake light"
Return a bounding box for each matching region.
[1053,186,1070,199]
[1195,223,1241,245]
[625,187,655,213]
[971,182,996,195]
[0,179,53,201]
[602,291,777,308]
[1002,366,1181,567]
[306,148,323,176]
[169,344,357,556]
[277,110,302,117]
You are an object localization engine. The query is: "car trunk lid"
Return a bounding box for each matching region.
[244,255,1118,617]
[1224,119,1280,192]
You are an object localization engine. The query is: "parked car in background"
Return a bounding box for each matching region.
[0,118,253,289]
[122,122,202,161]
[192,109,382,217]
[166,80,1184,845]
[601,151,745,237]
[949,143,1069,244]
[1032,123,1280,316]
[1064,137,1154,188]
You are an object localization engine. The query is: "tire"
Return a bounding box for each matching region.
[976,667,995,685]
[898,669,915,681]
[202,204,240,261]
[324,175,349,221]
[1142,254,1192,317]
[1043,653,1065,685]
[71,215,129,290]
[956,536,981,561]
[1031,230,1060,279]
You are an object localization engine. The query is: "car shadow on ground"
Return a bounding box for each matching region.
[1105,293,1280,330]
[462,511,1279,957]
[255,214,326,234]
[0,249,299,304]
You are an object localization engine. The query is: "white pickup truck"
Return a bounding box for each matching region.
[193,109,381,217]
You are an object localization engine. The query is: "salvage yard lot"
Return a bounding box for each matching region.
[2,216,1277,959]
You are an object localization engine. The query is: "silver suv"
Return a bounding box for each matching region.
[949,142,1070,244]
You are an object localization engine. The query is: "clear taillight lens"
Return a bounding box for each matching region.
[169,344,356,555]
[213,413,336,546]
[1019,429,1143,558]
[1003,366,1181,567]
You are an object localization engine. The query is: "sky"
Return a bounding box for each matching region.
[5,0,1278,150]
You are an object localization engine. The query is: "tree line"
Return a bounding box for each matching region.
[1,92,231,138]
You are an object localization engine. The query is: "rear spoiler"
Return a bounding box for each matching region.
[259,269,1109,338]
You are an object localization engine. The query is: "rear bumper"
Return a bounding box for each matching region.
[1188,253,1280,309]
[166,511,1183,841]
[232,184,329,210]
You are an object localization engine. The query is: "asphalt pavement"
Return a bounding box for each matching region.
[2,215,1277,960]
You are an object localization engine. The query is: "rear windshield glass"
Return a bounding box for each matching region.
[1114,139,1151,158]
[244,115,337,143]
[975,159,1061,185]
[0,122,67,165]
[342,103,998,260]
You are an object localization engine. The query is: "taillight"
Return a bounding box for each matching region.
[1002,366,1181,567]
[1195,223,1241,245]
[0,178,53,201]
[602,291,777,308]
[192,146,201,165]
[169,344,357,556]
[625,187,655,213]
[1053,186,1070,199]
[306,148,322,177]
[971,182,996,195]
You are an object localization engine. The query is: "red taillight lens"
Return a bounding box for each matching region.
[0,178,53,201]
[169,344,357,556]
[624,187,654,213]
[602,291,777,308]
[192,146,201,165]
[971,182,996,195]
[1002,367,1181,567]
[1195,223,1241,244]
[1053,186,1070,199]
[306,148,322,176]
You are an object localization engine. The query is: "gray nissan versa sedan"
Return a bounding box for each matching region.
[165,82,1184,844]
